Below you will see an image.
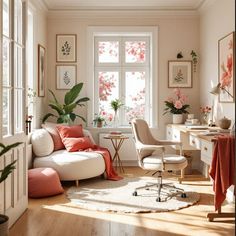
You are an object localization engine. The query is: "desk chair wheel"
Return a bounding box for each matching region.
[181,193,187,198]
[132,191,137,196]
[156,197,161,202]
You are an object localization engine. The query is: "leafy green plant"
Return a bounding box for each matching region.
[0,142,22,183]
[42,83,89,124]
[110,99,124,111]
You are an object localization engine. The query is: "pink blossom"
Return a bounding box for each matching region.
[174,100,183,109]
[180,94,187,103]
[227,54,232,74]
[174,88,181,97]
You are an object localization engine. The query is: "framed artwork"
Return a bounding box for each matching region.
[218,32,234,103]
[168,61,192,88]
[56,34,77,62]
[38,44,46,97]
[56,65,76,90]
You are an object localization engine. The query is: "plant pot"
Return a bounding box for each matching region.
[172,114,183,124]
[0,214,9,236]
[97,121,103,128]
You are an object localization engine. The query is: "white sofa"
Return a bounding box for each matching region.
[31,128,106,186]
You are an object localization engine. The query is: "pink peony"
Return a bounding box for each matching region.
[174,100,183,109]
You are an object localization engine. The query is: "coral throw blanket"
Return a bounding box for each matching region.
[85,145,123,181]
[209,135,235,211]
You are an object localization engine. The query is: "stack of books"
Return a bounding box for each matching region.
[109,131,122,137]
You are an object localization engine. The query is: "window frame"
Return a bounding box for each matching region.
[87,26,158,128]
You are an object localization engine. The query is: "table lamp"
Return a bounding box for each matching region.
[210,82,233,98]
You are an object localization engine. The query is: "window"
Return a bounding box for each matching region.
[88,27,158,128]
[2,0,25,137]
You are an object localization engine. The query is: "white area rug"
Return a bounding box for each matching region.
[67,177,200,213]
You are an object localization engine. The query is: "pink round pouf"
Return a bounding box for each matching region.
[28,167,64,198]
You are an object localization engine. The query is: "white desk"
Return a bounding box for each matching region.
[166,124,219,177]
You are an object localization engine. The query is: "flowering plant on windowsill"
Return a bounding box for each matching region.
[163,88,190,115]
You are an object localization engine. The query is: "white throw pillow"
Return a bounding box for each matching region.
[31,129,54,157]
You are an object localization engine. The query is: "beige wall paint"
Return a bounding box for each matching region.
[46,14,200,139]
[29,0,47,128]
[199,0,235,125]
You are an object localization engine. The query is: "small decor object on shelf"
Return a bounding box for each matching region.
[163,88,190,124]
[110,99,124,127]
[177,52,183,59]
[200,106,211,125]
[190,50,198,72]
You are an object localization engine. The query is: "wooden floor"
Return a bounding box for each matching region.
[10,167,235,236]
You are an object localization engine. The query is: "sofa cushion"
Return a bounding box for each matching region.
[62,136,95,152]
[28,167,64,198]
[42,123,65,151]
[42,122,96,146]
[57,125,84,139]
[31,129,54,156]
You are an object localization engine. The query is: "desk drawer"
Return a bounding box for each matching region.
[172,128,180,141]
[189,135,201,149]
[201,140,213,165]
[166,126,172,140]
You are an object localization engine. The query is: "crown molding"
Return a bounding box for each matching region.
[197,0,217,13]
[29,0,48,13]
[47,9,199,19]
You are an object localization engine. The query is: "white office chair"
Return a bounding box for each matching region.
[131,118,188,202]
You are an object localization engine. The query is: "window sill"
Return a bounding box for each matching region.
[85,126,132,133]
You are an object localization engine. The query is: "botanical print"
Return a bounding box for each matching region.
[38,45,45,97]
[168,61,192,88]
[56,65,76,90]
[218,32,234,102]
[56,34,76,62]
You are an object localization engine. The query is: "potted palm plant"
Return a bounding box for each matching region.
[42,83,89,124]
[0,142,22,235]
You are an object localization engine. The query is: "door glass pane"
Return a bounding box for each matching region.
[3,89,11,136]
[125,71,146,122]
[3,38,10,86]
[14,0,23,44]
[15,89,23,133]
[98,41,119,63]
[125,41,146,63]
[98,71,119,123]
[14,46,23,88]
[3,0,10,36]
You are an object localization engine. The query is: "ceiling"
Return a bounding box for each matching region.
[42,0,209,11]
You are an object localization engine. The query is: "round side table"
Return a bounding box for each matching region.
[103,135,128,173]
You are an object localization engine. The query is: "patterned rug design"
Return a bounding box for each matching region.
[67,176,200,213]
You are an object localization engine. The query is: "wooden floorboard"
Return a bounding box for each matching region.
[9,167,235,236]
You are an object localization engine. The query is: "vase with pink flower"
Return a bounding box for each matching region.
[200,106,211,125]
[163,88,190,124]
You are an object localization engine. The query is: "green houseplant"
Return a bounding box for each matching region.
[42,83,89,124]
[110,99,124,127]
[93,114,106,128]
[0,142,22,235]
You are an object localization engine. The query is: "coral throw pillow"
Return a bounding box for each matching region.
[62,137,95,152]
[57,125,84,139]
[28,168,64,198]
[42,124,65,151]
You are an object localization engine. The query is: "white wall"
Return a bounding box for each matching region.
[199,0,235,125]
[46,12,200,140]
[29,0,47,128]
